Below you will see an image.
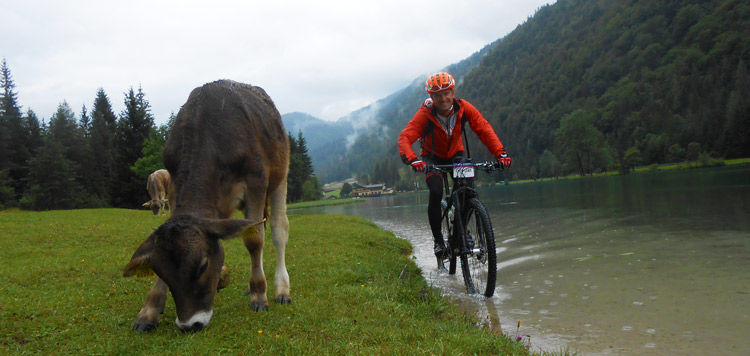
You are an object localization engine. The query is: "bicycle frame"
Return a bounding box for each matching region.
[428,160,501,297]
[433,161,499,256]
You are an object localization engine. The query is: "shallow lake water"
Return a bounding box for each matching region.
[292,166,750,355]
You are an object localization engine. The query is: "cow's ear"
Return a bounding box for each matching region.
[142,201,151,207]
[123,234,156,278]
[201,218,266,240]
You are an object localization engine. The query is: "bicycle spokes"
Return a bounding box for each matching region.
[460,198,497,297]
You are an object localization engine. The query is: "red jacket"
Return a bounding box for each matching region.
[398,98,505,163]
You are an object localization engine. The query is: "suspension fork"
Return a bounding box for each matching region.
[452,183,475,255]
[440,172,452,221]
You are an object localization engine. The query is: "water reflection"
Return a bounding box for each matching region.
[292,166,750,355]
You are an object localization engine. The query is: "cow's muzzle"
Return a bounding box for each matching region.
[175,310,213,332]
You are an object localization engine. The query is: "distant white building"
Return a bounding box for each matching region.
[352,183,393,197]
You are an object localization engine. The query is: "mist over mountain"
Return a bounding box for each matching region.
[282,38,500,183]
[284,0,750,183]
[281,112,353,171]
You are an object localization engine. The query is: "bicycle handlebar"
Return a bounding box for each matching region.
[428,161,504,173]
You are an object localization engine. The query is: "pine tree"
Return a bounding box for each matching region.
[296,131,314,180]
[79,105,91,138]
[112,86,155,208]
[286,131,316,202]
[89,88,118,204]
[23,109,43,157]
[287,133,303,202]
[0,58,30,199]
[0,58,14,172]
[20,137,81,210]
[48,101,88,167]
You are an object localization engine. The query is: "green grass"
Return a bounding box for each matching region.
[323,188,342,198]
[287,198,363,210]
[0,208,561,355]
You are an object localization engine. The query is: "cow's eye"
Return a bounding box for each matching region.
[199,261,209,275]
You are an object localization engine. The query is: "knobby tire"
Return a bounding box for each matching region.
[459,198,497,297]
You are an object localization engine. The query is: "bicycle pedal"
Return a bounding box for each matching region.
[436,259,448,274]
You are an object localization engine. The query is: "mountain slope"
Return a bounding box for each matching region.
[462,0,750,177]
[314,39,501,182]
[281,112,353,171]
[291,0,750,182]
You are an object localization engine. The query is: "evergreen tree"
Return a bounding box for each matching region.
[79,105,91,138]
[0,169,13,209]
[0,58,14,173]
[287,131,315,202]
[48,101,88,168]
[20,137,81,210]
[0,58,30,199]
[89,88,118,204]
[46,101,104,206]
[112,86,155,208]
[23,109,43,157]
[296,131,314,180]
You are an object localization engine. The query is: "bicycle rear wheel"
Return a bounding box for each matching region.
[459,198,497,297]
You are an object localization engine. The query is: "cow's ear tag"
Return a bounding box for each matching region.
[242,226,260,242]
[135,261,155,278]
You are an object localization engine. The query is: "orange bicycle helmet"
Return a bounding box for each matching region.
[425,72,455,94]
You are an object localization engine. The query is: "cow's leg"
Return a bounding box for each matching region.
[269,180,291,304]
[159,191,167,216]
[242,187,268,311]
[133,277,168,332]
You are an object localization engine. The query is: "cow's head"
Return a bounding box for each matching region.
[123,215,263,332]
[142,199,165,215]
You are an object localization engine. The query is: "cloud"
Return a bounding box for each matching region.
[1,0,554,124]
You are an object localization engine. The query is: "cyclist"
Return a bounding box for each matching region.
[398,71,511,271]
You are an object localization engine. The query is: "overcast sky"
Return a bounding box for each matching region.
[2,0,554,125]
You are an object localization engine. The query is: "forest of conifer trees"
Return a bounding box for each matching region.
[0,59,318,210]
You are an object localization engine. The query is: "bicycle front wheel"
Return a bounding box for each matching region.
[460,198,497,297]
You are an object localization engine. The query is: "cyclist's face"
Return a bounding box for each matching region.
[431,88,454,115]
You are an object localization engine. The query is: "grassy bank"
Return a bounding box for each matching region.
[0,208,550,355]
[287,197,364,210]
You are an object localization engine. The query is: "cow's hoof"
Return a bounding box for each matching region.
[133,322,157,332]
[250,302,269,312]
[275,295,292,304]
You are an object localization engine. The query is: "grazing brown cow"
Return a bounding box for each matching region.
[123,80,291,332]
[142,169,171,215]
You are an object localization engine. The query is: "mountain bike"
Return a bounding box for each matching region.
[431,160,501,297]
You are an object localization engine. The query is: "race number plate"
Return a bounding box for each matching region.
[453,163,474,178]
